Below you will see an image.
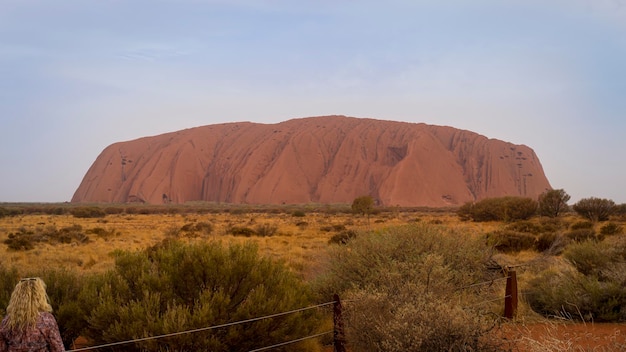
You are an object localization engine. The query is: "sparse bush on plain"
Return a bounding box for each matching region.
[180,221,213,237]
[570,220,594,230]
[77,240,322,352]
[486,230,536,253]
[537,217,566,233]
[535,232,559,253]
[254,223,278,237]
[70,206,106,218]
[538,189,570,218]
[563,240,614,276]
[328,230,357,245]
[565,228,601,243]
[525,268,626,322]
[0,264,19,316]
[291,210,306,217]
[226,225,257,237]
[318,224,503,351]
[505,220,543,234]
[600,222,623,236]
[457,197,538,222]
[573,197,616,222]
[3,224,89,250]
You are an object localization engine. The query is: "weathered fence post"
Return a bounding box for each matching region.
[504,270,518,319]
[333,294,346,352]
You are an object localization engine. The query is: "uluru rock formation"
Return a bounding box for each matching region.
[72,115,551,207]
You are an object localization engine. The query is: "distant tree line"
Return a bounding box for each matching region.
[458,189,626,222]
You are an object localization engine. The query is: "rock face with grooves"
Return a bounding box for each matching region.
[72,116,551,206]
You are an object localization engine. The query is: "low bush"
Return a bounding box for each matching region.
[563,240,615,277]
[565,228,601,243]
[0,264,19,316]
[291,210,306,217]
[254,223,278,237]
[600,222,623,236]
[4,225,89,250]
[458,196,538,222]
[4,233,35,250]
[318,224,503,351]
[526,239,626,322]
[70,207,106,218]
[535,232,559,253]
[486,230,536,253]
[525,270,626,322]
[537,217,566,233]
[180,221,213,237]
[505,220,543,234]
[573,197,616,222]
[78,240,322,351]
[226,225,257,237]
[328,230,357,245]
[570,220,594,230]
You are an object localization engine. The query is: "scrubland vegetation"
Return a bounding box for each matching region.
[1,191,626,351]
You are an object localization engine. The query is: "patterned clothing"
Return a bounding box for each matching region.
[0,312,65,352]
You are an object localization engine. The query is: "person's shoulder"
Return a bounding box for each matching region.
[38,312,58,324]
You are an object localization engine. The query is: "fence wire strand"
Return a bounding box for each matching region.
[247,331,333,352]
[67,301,336,352]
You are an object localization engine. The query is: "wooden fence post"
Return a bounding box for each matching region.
[333,294,346,352]
[504,270,518,319]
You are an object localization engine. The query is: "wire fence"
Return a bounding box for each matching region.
[67,301,337,352]
[66,275,518,352]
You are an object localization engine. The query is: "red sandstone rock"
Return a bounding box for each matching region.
[71,115,551,206]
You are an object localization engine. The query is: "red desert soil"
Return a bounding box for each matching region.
[73,116,551,207]
[504,322,626,351]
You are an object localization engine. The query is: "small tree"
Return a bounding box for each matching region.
[351,195,374,216]
[573,197,616,222]
[538,189,570,218]
[352,195,374,226]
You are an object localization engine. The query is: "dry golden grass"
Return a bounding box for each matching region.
[0,209,477,277]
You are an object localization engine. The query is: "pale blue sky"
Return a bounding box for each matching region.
[1,0,625,203]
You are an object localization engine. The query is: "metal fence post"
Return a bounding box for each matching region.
[333,294,346,352]
[504,270,518,319]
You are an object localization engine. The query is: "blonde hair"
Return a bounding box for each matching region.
[4,277,53,331]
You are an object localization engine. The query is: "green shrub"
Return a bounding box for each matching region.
[78,240,322,351]
[486,230,536,253]
[570,220,594,230]
[86,227,117,238]
[291,210,306,217]
[70,206,106,218]
[226,226,256,237]
[525,270,626,322]
[505,220,543,234]
[0,264,19,315]
[4,233,35,251]
[180,221,213,237]
[458,197,538,222]
[537,217,565,233]
[318,224,502,351]
[328,230,357,245]
[562,240,617,277]
[573,197,616,222]
[295,221,308,229]
[254,223,278,237]
[538,189,571,218]
[565,228,600,243]
[535,232,559,253]
[600,222,623,236]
